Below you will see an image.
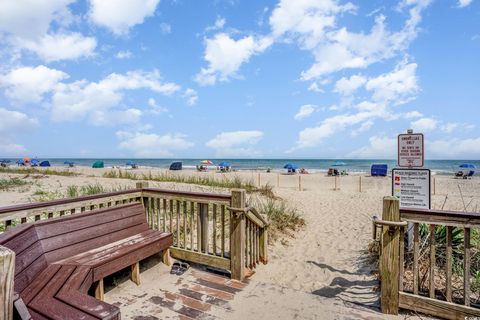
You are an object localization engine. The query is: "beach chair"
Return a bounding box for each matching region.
[463,171,475,179]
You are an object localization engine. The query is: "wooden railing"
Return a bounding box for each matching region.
[0,183,268,281]
[374,197,480,319]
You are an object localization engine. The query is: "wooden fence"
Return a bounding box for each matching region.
[0,184,268,282]
[374,196,480,319]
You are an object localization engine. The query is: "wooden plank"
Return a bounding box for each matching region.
[190,202,194,251]
[176,200,181,247]
[446,226,453,302]
[245,220,250,269]
[197,202,201,252]
[429,224,436,299]
[413,223,419,295]
[0,246,15,320]
[169,199,173,233]
[162,199,167,233]
[399,292,480,319]
[213,204,217,256]
[400,210,480,228]
[200,203,208,254]
[162,248,171,266]
[259,225,268,264]
[131,262,140,285]
[464,227,471,306]
[230,190,246,280]
[221,205,225,257]
[95,279,104,301]
[156,198,161,232]
[183,201,187,249]
[380,196,400,315]
[170,247,230,270]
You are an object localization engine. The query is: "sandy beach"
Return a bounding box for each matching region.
[1,166,479,318]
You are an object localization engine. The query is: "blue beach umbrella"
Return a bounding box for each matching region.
[283,163,298,170]
[64,161,74,165]
[218,161,230,167]
[459,163,476,169]
[16,159,25,165]
[30,159,39,166]
[126,161,136,166]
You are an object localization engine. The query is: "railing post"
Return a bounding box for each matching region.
[1,246,15,320]
[259,226,268,264]
[380,196,400,315]
[199,203,209,253]
[230,189,246,280]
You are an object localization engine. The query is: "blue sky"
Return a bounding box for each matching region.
[0,0,479,159]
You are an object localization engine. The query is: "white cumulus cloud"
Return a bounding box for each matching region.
[51,70,180,124]
[195,33,273,85]
[1,65,69,104]
[117,131,193,157]
[410,117,437,132]
[458,0,473,8]
[206,130,264,156]
[0,107,38,155]
[294,104,317,120]
[88,0,160,35]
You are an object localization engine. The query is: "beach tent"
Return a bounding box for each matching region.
[126,161,138,168]
[371,164,388,177]
[92,161,104,168]
[64,161,74,167]
[31,159,39,166]
[39,161,51,167]
[283,163,298,170]
[169,162,182,170]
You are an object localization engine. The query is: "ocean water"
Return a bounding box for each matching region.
[3,158,479,174]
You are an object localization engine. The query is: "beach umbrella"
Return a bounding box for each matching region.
[126,161,136,166]
[201,160,213,165]
[459,163,476,169]
[283,163,298,170]
[23,157,32,162]
[0,160,11,163]
[30,159,39,166]
[218,161,230,167]
[64,161,74,165]
[16,159,25,165]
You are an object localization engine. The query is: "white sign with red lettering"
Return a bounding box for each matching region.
[398,133,424,167]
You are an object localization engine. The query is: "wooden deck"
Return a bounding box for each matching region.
[105,256,248,319]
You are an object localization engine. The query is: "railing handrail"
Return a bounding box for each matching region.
[247,207,269,227]
[400,208,480,226]
[0,189,138,215]
[0,187,232,216]
[142,187,232,202]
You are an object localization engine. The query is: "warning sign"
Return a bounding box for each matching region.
[392,168,431,209]
[398,133,424,167]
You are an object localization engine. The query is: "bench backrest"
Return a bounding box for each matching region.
[0,202,148,293]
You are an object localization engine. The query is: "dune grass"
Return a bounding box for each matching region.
[254,198,305,243]
[0,178,29,191]
[102,170,276,198]
[0,167,76,176]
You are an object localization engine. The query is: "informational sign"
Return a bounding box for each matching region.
[392,168,431,209]
[398,133,424,167]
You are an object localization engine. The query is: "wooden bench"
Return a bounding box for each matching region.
[0,203,173,320]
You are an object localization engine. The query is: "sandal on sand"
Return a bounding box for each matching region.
[170,262,181,275]
[178,262,190,276]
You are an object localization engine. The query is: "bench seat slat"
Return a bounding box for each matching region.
[21,264,62,304]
